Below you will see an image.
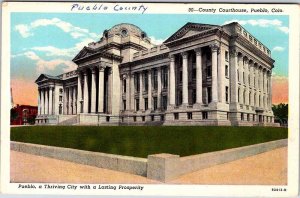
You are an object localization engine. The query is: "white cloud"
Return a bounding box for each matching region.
[30,38,95,58]
[272,46,285,52]
[149,36,166,45]
[15,18,98,39]
[12,51,77,73]
[224,19,289,34]
[15,24,33,38]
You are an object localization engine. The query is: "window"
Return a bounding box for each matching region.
[162,67,168,89]
[144,98,148,110]
[238,88,240,103]
[249,92,251,105]
[241,113,244,121]
[187,112,193,120]
[106,116,110,122]
[153,69,158,90]
[161,115,165,121]
[237,69,240,82]
[192,68,196,79]
[59,96,63,102]
[151,115,154,121]
[243,90,246,104]
[174,113,179,120]
[153,97,158,110]
[59,104,62,114]
[178,90,182,105]
[123,100,126,110]
[179,70,183,83]
[134,73,140,92]
[192,89,196,104]
[225,65,229,77]
[206,65,212,77]
[254,77,256,87]
[207,87,212,103]
[144,72,148,91]
[136,99,139,111]
[247,114,250,121]
[59,88,63,94]
[123,79,126,93]
[243,72,245,84]
[202,112,208,120]
[254,93,256,106]
[225,86,229,103]
[225,51,229,61]
[253,114,255,121]
[248,74,250,85]
[133,116,137,122]
[142,116,145,122]
[162,96,168,110]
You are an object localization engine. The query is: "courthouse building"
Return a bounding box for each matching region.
[35,22,277,126]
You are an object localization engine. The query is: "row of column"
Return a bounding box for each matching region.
[63,86,77,115]
[123,67,163,111]
[236,54,272,110]
[77,65,105,114]
[38,86,54,115]
[169,43,220,106]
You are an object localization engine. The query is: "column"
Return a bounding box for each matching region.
[91,68,97,113]
[63,88,67,114]
[49,87,53,115]
[218,48,224,103]
[181,52,188,105]
[83,70,89,113]
[157,67,162,109]
[130,73,135,110]
[229,49,238,104]
[98,66,105,113]
[139,72,144,111]
[268,73,272,110]
[38,89,41,115]
[245,59,249,105]
[148,69,152,110]
[255,65,259,107]
[77,73,82,113]
[169,55,176,106]
[195,48,202,104]
[210,43,219,102]
[260,68,264,108]
[68,87,72,115]
[73,87,77,114]
[41,89,45,115]
[45,88,49,115]
[125,74,130,111]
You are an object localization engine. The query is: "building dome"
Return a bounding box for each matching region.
[104,23,148,39]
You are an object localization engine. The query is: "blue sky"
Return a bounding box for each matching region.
[11,13,289,81]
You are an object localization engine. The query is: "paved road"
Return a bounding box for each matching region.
[11,147,287,185]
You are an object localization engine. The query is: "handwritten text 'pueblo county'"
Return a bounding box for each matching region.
[71,4,148,14]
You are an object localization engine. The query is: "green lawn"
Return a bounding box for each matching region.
[11,126,288,158]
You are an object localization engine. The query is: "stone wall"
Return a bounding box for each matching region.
[11,139,287,182]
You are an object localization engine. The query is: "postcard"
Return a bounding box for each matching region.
[1,2,299,197]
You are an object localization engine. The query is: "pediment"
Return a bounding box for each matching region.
[72,47,95,62]
[35,74,60,83]
[164,22,219,43]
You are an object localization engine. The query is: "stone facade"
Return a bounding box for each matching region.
[35,22,276,126]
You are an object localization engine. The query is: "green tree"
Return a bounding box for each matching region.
[272,103,288,124]
[10,108,18,121]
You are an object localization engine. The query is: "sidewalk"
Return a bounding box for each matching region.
[11,147,287,184]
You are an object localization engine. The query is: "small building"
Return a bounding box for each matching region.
[11,105,38,125]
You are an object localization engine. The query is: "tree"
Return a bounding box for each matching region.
[272,103,288,125]
[10,108,18,121]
